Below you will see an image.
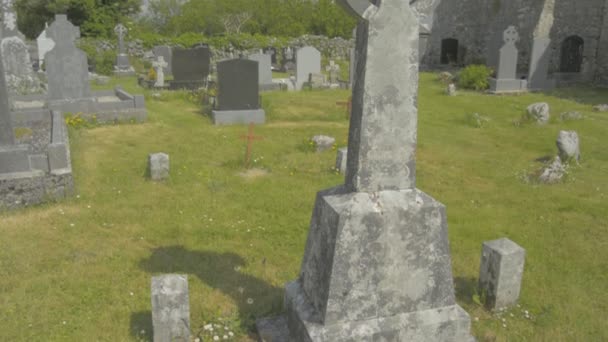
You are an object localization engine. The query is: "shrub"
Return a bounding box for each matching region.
[457,64,491,91]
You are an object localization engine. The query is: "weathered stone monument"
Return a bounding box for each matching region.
[325,60,340,86]
[295,46,321,90]
[257,1,474,340]
[152,56,168,88]
[212,59,265,125]
[45,14,91,101]
[151,274,190,342]
[479,238,525,311]
[148,152,169,181]
[0,0,43,95]
[281,46,296,72]
[153,45,172,76]
[489,26,527,93]
[114,23,135,76]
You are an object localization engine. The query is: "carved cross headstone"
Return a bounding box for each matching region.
[45,14,91,100]
[114,23,127,54]
[496,26,519,80]
[257,1,475,340]
[152,55,168,87]
[0,51,14,145]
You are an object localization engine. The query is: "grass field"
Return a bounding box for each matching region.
[1,73,607,341]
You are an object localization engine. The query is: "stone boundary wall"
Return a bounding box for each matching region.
[426,0,608,86]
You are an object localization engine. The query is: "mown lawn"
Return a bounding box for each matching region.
[1,73,607,341]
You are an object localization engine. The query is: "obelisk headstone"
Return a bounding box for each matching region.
[258,0,475,340]
[45,14,91,101]
[0,51,14,145]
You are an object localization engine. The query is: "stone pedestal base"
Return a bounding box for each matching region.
[489,78,527,93]
[212,109,265,125]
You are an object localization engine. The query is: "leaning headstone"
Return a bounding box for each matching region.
[152,45,172,76]
[335,147,347,174]
[295,46,321,90]
[556,130,580,162]
[311,134,335,152]
[36,24,55,67]
[479,238,525,311]
[526,102,550,124]
[45,14,91,101]
[1,36,43,94]
[151,274,190,342]
[527,37,555,90]
[258,1,474,340]
[148,153,169,181]
[114,23,135,76]
[152,56,168,88]
[212,59,265,125]
[489,26,527,93]
[248,53,274,89]
[170,46,211,90]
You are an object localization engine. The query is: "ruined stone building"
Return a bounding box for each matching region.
[425,0,608,86]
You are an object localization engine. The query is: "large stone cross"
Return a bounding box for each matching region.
[339,0,419,193]
[46,14,80,49]
[114,23,127,54]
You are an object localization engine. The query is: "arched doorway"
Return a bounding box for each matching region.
[560,36,584,73]
[441,38,459,64]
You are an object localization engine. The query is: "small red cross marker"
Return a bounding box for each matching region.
[240,122,263,168]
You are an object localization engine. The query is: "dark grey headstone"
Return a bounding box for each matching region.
[217,59,259,111]
[0,50,14,145]
[172,46,210,83]
[45,15,91,100]
[153,45,172,75]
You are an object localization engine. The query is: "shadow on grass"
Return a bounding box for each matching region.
[130,310,153,341]
[542,86,608,106]
[454,276,478,306]
[139,245,283,334]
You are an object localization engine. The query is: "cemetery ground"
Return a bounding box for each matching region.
[1,73,607,342]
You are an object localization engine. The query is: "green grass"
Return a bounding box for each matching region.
[1,73,607,341]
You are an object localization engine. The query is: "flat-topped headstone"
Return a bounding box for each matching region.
[148,153,169,181]
[212,59,265,125]
[151,274,190,342]
[249,53,272,86]
[0,51,14,144]
[295,46,321,90]
[258,1,474,340]
[479,238,525,311]
[171,46,210,87]
[153,45,172,75]
[45,14,91,100]
[217,59,259,111]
